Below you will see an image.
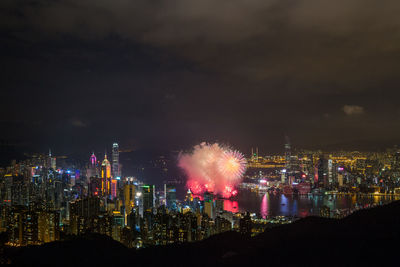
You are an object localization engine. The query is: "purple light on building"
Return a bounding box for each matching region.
[90,153,97,167]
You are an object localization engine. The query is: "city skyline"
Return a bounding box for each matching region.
[2,1,400,265]
[1,139,400,250]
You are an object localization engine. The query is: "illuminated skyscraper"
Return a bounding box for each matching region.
[90,153,97,169]
[124,184,136,213]
[141,185,155,212]
[284,136,291,184]
[123,184,136,225]
[111,179,118,199]
[204,201,214,219]
[47,149,56,170]
[47,149,52,169]
[164,184,177,211]
[87,152,99,178]
[112,143,120,179]
[101,154,112,197]
[203,191,214,219]
[328,159,333,185]
[317,156,328,188]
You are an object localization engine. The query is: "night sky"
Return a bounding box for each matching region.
[2,0,400,155]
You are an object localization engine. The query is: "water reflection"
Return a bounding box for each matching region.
[223,199,239,213]
[280,194,289,215]
[222,190,400,217]
[260,193,268,218]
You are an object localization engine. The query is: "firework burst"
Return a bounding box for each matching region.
[178,142,247,198]
[218,150,247,181]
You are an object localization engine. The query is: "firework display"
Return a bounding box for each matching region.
[178,142,247,198]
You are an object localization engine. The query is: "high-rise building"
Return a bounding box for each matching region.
[215,199,224,214]
[112,143,120,179]
[111,179,118,199]
[204,191,213,202]
[47,149,56,170]
[284,136,292,184]
[204,201,214,219]
[112,212,124,242]
[328,159,333,185]
[203,191,214,219]
[239,212,252,237]
[69,197,101,218]
[101,154,112,197]
[141,185,155,212]
[317,156,328,188]
[38,210,60,243]
[284,136,291,171]
[47,149,52,169]
[90,177,102,196]
[164,184,177,211]
[87,152,98,178]
[124,184,136,216]
[90,152,97,168]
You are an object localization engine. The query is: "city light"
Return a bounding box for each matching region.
[1,142,400,254]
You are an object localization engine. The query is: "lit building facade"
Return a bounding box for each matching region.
[112,143,120,179]
[141,185,155,212]
[101,154,112,197]
[164,184,177,211]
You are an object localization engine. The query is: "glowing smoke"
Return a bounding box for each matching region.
[178,142,247,198]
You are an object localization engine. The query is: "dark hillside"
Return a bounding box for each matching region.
[5,201,400,266]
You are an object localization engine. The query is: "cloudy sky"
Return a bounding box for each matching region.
[2,0,400,154]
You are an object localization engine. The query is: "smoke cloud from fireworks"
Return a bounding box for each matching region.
[178,142,247,198]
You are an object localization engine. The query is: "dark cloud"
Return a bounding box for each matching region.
[343,105,364,116]
[3,0,400,84]
[1,0,400,153]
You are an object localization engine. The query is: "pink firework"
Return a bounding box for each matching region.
[178,142,247,198]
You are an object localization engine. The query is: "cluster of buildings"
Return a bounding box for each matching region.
[0,143,266,248]
[246,142,400,195]
[3,140,398,248]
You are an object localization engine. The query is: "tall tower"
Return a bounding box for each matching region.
[317,156,328,188]
[284,136,291,184]
[87,152,98,179]
[47,149,52,169]
[90,152,97,169]
[101,154,112,197]
[112,143,120,179]
[284,136,291,171]
[141,185,155,212]
[164,184,177,211]
[48,149,56,170]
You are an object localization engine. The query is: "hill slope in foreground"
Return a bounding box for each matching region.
[3,201,400,266]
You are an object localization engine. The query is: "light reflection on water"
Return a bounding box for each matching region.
[223,190,400,217]
[223,199,239,213]
[260,194,268,218]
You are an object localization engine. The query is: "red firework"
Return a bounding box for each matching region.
[178,142,247,198]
